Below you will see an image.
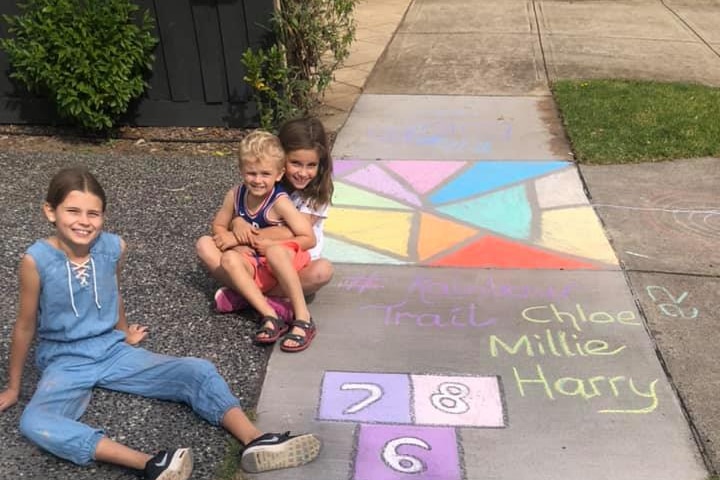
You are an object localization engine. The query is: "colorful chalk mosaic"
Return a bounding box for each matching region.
[324,160,619,269]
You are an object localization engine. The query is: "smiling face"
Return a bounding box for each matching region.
[44,189,104,254]
[284,148,320,191]
[241,157,285,199]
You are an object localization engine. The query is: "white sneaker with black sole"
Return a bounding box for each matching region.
[144,448,193,480]
[240,431,321,473]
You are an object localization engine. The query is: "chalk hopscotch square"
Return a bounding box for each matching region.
[354,424,461,480]
[318,371,411,424]
[412,374,505,427]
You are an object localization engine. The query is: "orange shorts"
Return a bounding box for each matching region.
[242,241,310,292]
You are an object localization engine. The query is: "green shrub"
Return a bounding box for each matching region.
[1,0,157,131]
[242,0,357,130]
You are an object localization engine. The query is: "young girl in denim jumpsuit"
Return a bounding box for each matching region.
[0,166,320,479]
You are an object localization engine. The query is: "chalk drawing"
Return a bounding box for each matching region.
[646,286,699,319]
[360,300,497,329]
[317,371,506,428]
[335,273,385,294]
[354,424,461,480]
[325,159,619,269]
[511,364,659,414]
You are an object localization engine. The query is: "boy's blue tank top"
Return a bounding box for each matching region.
[26,232,124,363]
[234,183,288,229]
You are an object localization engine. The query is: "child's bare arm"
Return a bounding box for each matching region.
[212,188,246,250]
[0,255,39,411]
[253,212,319,241]
[268,197,316,251]
[113,239,148,345]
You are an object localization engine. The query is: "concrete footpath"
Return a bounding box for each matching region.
[252,1,719,480]
[0,1,718,480]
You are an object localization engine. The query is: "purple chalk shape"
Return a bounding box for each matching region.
[354,424,461,480]
[318,371,411,424]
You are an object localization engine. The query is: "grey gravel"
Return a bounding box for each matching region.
[0,152,270,480]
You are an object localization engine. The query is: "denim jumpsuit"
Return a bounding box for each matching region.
[19,232,240,465]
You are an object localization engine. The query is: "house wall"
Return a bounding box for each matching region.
[0,0,274,127]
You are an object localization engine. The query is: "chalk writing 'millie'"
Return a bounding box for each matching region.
[490,329,627,358]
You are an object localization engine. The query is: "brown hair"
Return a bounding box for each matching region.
[238,130,286,171]
[278,116,334,209]
[46,166,107,211]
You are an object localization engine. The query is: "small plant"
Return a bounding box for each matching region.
[1,0,157,131]
[242,0,357,130]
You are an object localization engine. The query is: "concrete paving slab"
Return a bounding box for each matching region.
[543,34,720,86]
[332,94,570,160]
[537,0,697,40]
[364,32,549,95]
[399,0,537,34]
[667,0,720,43]
[580,158,720,276]
[628,271,720,472]
[249,265,706,480]
[580,158,719,472]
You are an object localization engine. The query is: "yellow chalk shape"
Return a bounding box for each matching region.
[539,207,618,265]
[417,212,479,260]
[333,181,412,210]
[325,207,414,258]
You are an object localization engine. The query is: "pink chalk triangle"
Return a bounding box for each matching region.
[344,163,422,207]
[333,159,365,177]
[386,160,467,195]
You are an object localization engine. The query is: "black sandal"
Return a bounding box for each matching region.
[280,319,316,353]
[254,316,289,344]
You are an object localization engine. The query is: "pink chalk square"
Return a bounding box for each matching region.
[411,375,505,427]
[354,424,461,480]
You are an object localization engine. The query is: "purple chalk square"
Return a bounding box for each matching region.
[318,371,411,424]
[354,424,461,480]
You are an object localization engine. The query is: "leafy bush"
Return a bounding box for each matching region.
[1,0,157,131]
[242,0,357,130]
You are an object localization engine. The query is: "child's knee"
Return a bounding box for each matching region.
[220,250,247,271]
[316,260,334,284]
[19,408,42,441]
[305,259,333,287]
[196,235,217,262]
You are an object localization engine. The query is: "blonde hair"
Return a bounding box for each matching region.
[239,130,285,170]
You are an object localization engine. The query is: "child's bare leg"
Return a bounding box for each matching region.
[220,250,276,318]
[196,235,228,284]
[265,245,313,349]
[264,258,334,297]
[222,406,263,445]
[265,245,310,321]
[95,437,152,470]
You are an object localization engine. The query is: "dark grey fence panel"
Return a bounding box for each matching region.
[0,0,273,127]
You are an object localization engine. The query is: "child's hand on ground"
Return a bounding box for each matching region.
[213,231,239,251]
[0,388,19,412]
[230,217,259,245]
[125,324,149,345]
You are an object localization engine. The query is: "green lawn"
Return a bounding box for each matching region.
[552,79,720,164]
